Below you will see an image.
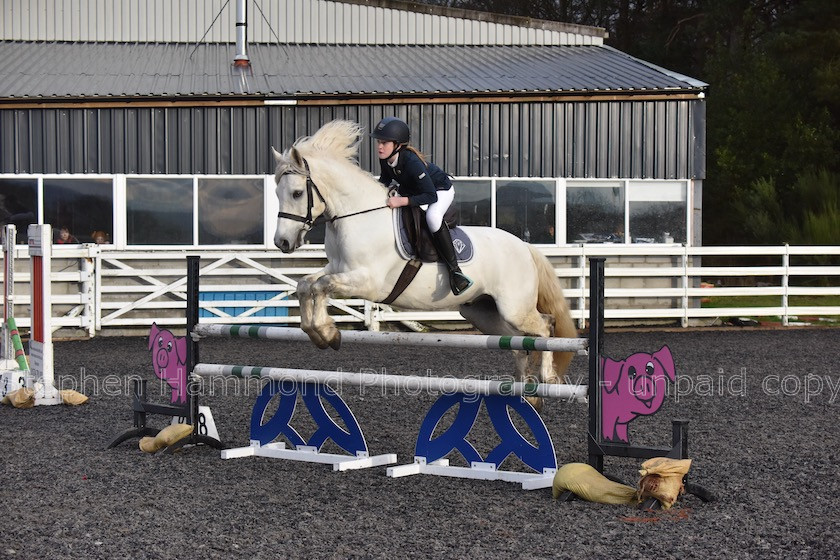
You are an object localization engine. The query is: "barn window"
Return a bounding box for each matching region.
[126,177,193,245]
[43,178,113,245]
[628,182,686,244]
[566,182,625,244]
[0,178,37,244]
[452,179,491,227]
[197,178,264,245]
[495,179,556,243]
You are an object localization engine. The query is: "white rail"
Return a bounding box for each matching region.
[193,363,589,400]
[1,244,839,335]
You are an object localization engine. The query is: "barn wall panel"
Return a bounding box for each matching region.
[0,100,705,180]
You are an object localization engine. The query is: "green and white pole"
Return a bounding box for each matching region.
[1,224,16,370]
[0,317,30,398]
[7,318,29,372]
[193,324,588,354]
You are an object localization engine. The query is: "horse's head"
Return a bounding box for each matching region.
[272,145,326,253]
[272,120,366,253]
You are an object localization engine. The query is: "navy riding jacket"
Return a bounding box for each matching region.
[378,149,452,207]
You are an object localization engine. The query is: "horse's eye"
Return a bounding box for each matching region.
[292,190,303,199]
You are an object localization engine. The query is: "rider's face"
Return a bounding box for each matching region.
[376,140,397,161]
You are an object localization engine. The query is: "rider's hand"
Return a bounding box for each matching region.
[387,196,409,208]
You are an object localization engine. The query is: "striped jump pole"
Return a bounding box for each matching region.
[193,363,589,401]
[0,225,29,399]
[193,324,588,354]
[1,224,16,370]
[26,224,61,405]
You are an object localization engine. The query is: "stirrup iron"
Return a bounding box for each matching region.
[450,271,473,295]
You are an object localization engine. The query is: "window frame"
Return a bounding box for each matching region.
[0,174,693,248]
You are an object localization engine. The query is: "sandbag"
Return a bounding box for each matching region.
[636,457,692,509]
[156,423,193,447]
[552,463,637,505]
[2,387,35,409]
[59,389,88,405]
[139,436,162,453]
[138,423,193,453]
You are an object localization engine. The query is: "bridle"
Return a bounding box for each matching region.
[276,159,323,230]
[276,157,388,231]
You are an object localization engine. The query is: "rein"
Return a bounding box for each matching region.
[276,158,388,229]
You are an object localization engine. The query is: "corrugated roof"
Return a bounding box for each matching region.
[0,41,706,100]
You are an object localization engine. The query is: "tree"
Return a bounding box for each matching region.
[702,0,840,244]
[417,0,840,244]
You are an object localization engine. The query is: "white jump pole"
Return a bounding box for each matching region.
[27,224,61,405]
[193,324,589,354]
[1,224,16,369]
[193,363,589,401]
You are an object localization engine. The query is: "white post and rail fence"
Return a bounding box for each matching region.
[1,233,839,338]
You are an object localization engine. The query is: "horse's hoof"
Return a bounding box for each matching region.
[327,331,342,350]
[312,337,330,349]
[526,396,544,413]
[304,330,330,349]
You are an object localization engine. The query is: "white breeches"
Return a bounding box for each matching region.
[424,187,454,232]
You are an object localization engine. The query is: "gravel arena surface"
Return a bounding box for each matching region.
[1,327,839,559]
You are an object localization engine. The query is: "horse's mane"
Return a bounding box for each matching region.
[274,120,377,191]
[292,120,363,164]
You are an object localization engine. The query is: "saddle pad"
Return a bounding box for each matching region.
[393,209,474,263]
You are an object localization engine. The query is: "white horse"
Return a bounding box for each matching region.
[272,120,577,389]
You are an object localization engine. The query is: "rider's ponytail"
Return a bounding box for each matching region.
[402,144,428,167]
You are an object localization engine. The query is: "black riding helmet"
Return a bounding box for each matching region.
[371,117,410,144]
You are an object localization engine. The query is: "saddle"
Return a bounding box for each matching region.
[380,203,474,305]
[397,205,473,263]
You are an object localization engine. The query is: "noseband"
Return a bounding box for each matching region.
[276,157,388,229]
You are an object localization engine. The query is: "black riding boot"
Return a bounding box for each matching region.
[431,225,473,295]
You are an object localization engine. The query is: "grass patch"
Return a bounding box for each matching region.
[701,295,840,325]
[701,295,840,308]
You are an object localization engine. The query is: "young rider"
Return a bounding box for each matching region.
[371,116,473,296]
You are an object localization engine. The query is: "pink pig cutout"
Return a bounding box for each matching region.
[148,323,188,404]
[600,346,675,443]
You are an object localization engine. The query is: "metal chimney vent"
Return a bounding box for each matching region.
[233,0,250,68]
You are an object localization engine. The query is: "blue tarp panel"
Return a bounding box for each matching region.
[199,291,288,318]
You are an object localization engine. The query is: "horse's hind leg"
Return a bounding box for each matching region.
[519,310,559,384]
[460,296,521,371]
[465,297,562,391]
[459,296,551,386]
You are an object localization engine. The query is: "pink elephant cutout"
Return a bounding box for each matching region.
[148,323,187,404]
[600,346,675,443]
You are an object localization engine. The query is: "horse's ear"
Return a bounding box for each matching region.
[290,147,305,169]
[271,146,283,163]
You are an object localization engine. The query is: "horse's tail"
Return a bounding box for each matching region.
[528,245,578,383]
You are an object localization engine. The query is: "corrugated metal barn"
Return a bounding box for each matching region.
[0,0,707,250]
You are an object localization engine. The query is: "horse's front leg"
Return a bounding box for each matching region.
[306,268,375,351]
[296,271,331,349]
